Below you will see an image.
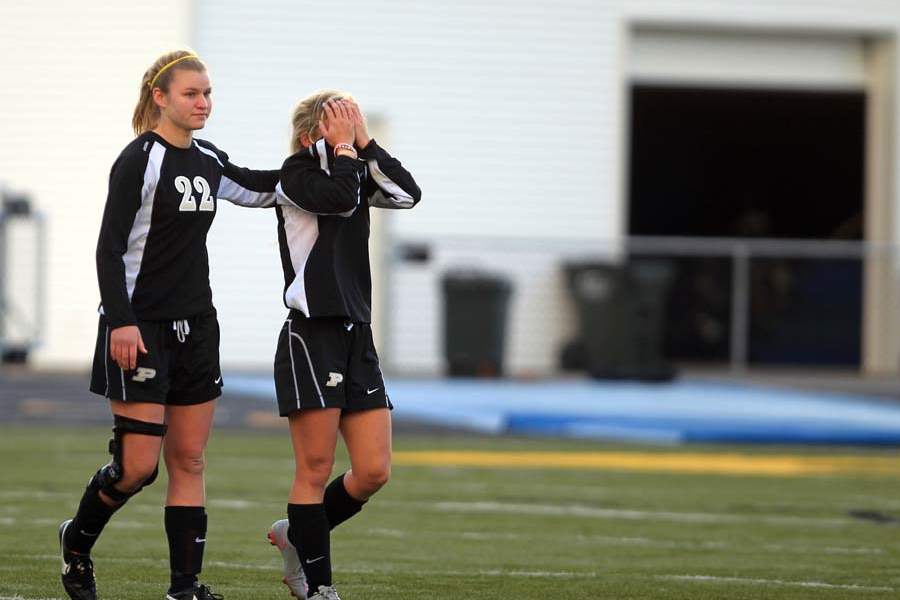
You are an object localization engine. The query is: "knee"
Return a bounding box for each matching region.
[166,450,206,477]
[296,454,334,489]
[114,460,159,493]
[356,464,391,494]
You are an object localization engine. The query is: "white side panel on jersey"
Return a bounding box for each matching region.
[366,160,415,209]
[124,142,165,301]
[279,204,320,317]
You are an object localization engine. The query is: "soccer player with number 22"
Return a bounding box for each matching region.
[58,50,279,600]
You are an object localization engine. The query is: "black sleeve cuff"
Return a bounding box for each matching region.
[333,154,366,172]
[356,139,380,160]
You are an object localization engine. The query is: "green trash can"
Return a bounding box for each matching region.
[565,261,675,380]
[441,270,512,377]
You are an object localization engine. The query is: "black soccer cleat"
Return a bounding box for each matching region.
[59,519,97,600]
[165,582,224,600]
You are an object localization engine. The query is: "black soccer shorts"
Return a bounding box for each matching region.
[274,311,392,417]
[89,310,223,405]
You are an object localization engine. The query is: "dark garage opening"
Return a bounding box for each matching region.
[628,85,866,366]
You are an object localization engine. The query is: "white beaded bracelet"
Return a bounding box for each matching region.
[334,143,357,159]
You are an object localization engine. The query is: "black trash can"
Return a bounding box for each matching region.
[563,260,675,381]
[441,270,512,377]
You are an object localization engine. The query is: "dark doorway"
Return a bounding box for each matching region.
[628,85,865,365]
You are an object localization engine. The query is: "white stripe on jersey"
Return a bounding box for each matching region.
[280,206,319,316]
[193,140,225,168]
[315,138,330,175]
[123,141,165,300]
[219,175,277,208]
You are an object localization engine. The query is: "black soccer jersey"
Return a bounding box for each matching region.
[275,138,421,322]
[97,131,279,328]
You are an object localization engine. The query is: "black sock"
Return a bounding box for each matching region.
[165,506,207,593]
[324,473,366,530]
[65,485,121,555]
[287,503,331,592]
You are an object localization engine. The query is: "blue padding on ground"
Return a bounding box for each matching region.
[225,375,900,445]
[504,414,900,446]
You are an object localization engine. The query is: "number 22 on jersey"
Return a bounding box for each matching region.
[175,175,215,212]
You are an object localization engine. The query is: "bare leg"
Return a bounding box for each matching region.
[288,408,342,502]
[339,408,392,501]
[163,399,217,506]
[286,408,341,595]
[161,398,218,594]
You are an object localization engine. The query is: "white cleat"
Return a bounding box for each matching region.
[308,585,341,600]
[267,519,307,599]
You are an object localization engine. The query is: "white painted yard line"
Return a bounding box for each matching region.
[15,554,169,567]
[366,527,408,538]
[820,546,885,555]
[207,499,258,509]
[0,491,71,500]
[576,534,728,550]
[0,518,152,529]
[200,560,596,579]
[477,569,597,578]
[205,560,278,570]
[428,500,853,527]
[763,543,884,556]
[204,497,286,510]
[2,552,602,582]
[658,574,894,593]
[459,531,523,541]
[377,567,597,579]
[372,527,885,556]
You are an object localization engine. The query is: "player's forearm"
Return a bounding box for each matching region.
[279,160,363,215]
[360,140,421,208]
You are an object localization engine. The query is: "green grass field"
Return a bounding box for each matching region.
[1,424,898,599]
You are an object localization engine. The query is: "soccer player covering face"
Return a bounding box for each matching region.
[57,50,279,600]
[266,91,421,600]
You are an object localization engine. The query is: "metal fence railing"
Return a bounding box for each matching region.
[386,234,900,375]
[622,236,900,372]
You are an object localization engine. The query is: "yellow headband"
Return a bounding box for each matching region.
[148,55,200,88]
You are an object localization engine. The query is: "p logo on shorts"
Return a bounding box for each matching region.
[132,367,157,383]
[326,372,343,387]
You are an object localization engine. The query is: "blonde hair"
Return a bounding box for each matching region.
[290,89,358,153]
[132,50,207,136]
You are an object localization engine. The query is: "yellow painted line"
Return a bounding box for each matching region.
[392,450,900,477]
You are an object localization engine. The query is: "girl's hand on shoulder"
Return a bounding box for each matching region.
[319,100,355,148]
[343,99,370,149]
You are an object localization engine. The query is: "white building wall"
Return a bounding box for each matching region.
[0,1,192,368]
[386,0,900,375]
[4,0,900,372]
[196,0,623,372]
